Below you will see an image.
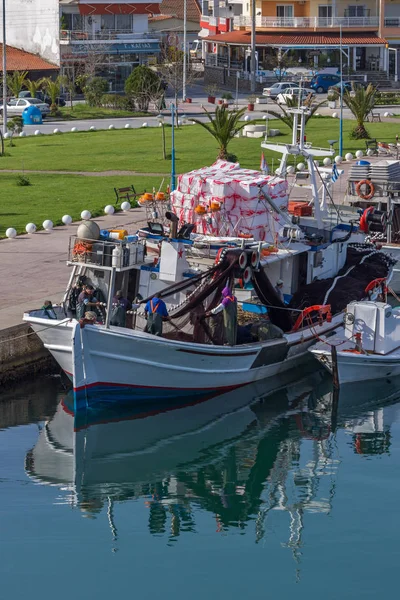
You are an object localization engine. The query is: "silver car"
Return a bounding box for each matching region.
[262,82,298,98]
[0,97,50,118]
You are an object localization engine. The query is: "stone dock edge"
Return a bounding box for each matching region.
[0,324,58,388]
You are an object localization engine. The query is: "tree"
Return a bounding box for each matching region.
[25,78,43,98]
[6,70,28,97]
[191,105,247,160]
[42,76,64,114]
[81,76,108,107]
[341,83,377,139]
[267,95,326,130]
[125,66,163,112]
[158,47,200,124]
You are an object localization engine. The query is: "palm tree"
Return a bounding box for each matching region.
[341,83,377,139]
[41,76,63,113]
[267,95,325,130]
[191,105,247,160]
[6,70,28,97]
[25,78,43,98]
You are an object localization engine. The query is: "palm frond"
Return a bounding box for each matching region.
[191,105,247,159]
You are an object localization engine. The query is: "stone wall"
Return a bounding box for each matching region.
[0,323,57,387]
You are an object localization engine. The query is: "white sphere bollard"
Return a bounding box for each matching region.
[53,129,60,134]
[262,115,267,120]
[275,168,280,175]
[34,130,41,136]
[332,112,338,119]
[355,150,363,159]
[109,125,115,130]
[104,205,115,215]
[244,115,250,122]
[62,214,73,225]
[367,148,374,157]
[4,132,11,139]
[335,155,343,164]
[286,165,295,175]
[323,157,332,166]
[142,122,148,128]
[25,223,36,234]
[6,227,17,239]
[158,122,163,127]
[89,126,96,131]
[315,113,321,117]
[81,210,91,220]
[296,162,305,171]
[314,160,320,167]
[345,152,353,161]
[125,124,131,129]
[121,201,131,211]
[177,120,182,126]
[19,131,26,137]
[384,112,389,118]
[43,220,53,231]
[71,127,78,133]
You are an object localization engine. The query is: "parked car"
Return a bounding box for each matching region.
[0,97,51,118]
[276,88,315,105]
[262,82,299,98]
[309,74,341,93]
[18,90,66,107]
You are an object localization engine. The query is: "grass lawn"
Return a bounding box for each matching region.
[0,173,161,237]
[1,118,400,175]
[57,104,148,120]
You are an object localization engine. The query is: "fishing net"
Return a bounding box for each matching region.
[140,244,396,343]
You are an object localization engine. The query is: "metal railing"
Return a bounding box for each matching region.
[233,16,379,28]
[384,17,400,27]
[60,29,157,42]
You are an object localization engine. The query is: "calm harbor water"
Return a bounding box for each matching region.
[1,371,400,599]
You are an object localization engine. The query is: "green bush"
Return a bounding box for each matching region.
[101,94,130,110]
[84,77,108,107]
[125,66,163,111]
[16,174,31,186]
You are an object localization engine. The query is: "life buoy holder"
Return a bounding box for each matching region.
[356,180,375,201]
[365,277,387,298]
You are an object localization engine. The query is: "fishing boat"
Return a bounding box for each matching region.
[310,280,400,384]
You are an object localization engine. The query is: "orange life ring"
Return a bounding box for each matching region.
[356,179,375,200]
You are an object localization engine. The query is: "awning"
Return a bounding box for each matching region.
[206,31,387,48]
[78,3,160,15]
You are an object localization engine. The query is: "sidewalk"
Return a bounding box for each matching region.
[0,208,147,330]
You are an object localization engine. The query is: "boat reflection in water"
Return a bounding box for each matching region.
[25,372,400,556]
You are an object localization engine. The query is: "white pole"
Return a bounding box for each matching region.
[183,0,187,101]
[250,0,256,93]
[2,0,7,136]
[236,70,239,109]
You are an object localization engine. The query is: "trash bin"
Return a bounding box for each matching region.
[22,106,43,125]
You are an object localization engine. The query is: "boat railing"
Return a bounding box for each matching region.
[67,235,145,270]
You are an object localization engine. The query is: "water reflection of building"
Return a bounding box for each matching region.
[25,374,400,555]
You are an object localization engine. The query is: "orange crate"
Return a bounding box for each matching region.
[288,202,312,217]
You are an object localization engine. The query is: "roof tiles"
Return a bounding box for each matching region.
[206,31,387,46]
[0,44,58,73]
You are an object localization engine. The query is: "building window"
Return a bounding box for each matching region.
[115,14,132,31]
[346,5,367,17]
[276,5,294,18]
[101,15,115,30]
[318,6,332,18]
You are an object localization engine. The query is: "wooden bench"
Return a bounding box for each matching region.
[114,185,138,206]
[366,112,381,123]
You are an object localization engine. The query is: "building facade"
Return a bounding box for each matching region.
[201,0,400,83]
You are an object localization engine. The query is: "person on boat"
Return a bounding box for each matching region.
[275,279,285,304]
[76,285,100,320]
[144,296,172,336]
[110,290,131,327]
[206,287,238,346]
[41,300,57,319]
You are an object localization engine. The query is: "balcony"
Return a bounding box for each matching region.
[384,18,400,27]
[60,30,157,43]
[233,16,380,29]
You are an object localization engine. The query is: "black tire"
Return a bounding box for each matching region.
[316,86,324,94]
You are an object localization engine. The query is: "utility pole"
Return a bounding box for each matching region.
[250,0,256,93]
[2,0,7,136]
[182,0,187,101]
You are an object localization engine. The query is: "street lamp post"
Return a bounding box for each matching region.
[250,0,256,93]
[157,113,166,160]
[339,24,344,158]
[2,0,7,136]
[170,103,176,191]
[183,0,187,101]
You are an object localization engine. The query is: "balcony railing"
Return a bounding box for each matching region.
[384,17,400,27]
[233,16,379,28]
[60,29,157,42]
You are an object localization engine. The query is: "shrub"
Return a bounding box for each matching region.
[125,66,163,111]
[84,77,108,107]
[16,174,31,186]
[101,93,130,110]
